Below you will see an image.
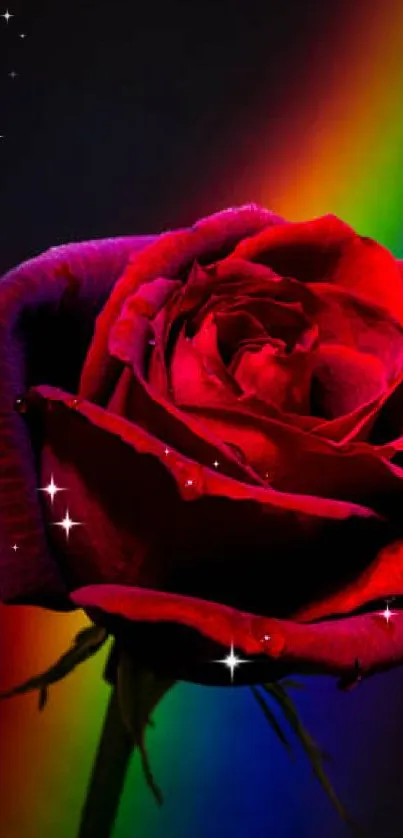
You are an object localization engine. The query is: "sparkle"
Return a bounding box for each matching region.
[19,32,25,38]
[213,460,219,468]
[9,70,18,79]
[185,478,194,486]
[215,643,248,682]
[52,510,81,539]
[164,447,170,456]
[2,10,13,23]
[381,602,396,623]
[11,544,18,552]
[38,474,66,505]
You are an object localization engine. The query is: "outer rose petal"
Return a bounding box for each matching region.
[295,541,403,622]
[71,583,403,685]
[231,214,403,325]
[25,384,385,619]
[0,235,155,605]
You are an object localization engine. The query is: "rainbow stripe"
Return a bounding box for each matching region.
[2,2,403,836]
[261,1,403,250]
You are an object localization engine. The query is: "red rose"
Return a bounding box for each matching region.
[2,204,403,686]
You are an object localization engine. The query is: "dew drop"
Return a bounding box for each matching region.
[178,463,206,500]
[251,621,285,658]
[14,395,28,413]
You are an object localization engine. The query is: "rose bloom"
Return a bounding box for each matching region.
[2,203,403,686]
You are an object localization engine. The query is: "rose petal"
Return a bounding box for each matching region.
[307,283,403,378]
[107,297,268,486]
[312,344,387,418]
[312,365,403,445]
[78,205,285,404]
[26,384,384,618]
[295,540,403,622]
[0,235,155,604]
[177,400,403,519]
[232,339,314,414]
[213,264,403,386]
[170,325,241,407]
[71,582,403,683]
[231,214,403,325]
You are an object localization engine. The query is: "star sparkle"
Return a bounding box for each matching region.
[52,510,82,539]
[215,643,249,682]
[8,70,18,79]
[1,9,13,23]
[381,602,396,623]
[38,474,66,505]
[11,544,18,552]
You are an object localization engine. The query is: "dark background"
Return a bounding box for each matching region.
[1,0,348,274]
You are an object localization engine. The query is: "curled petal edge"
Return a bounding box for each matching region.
[71,583,403,682]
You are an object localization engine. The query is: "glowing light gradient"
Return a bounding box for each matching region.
[1,1,403,836]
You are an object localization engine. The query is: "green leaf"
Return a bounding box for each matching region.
[0,624,108,707]
[250,686,294,756]
[261,682,359,829]
[116,650,175,806]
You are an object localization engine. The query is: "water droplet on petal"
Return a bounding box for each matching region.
[177,463,206,500]
[14,395,28,413]
[251,621,285,658]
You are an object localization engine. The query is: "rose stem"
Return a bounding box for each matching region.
[76,685,133,838]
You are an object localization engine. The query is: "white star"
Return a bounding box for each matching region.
[38,474,66,505]
[215,643,248,683]
[164,447,170,455]
[2,10,13,23]
[52,510,81,539]
[213,460,219,468]
[9,70,18,79]
[11,543,18,551]
[19,32,25,38]
[381,602,396,623]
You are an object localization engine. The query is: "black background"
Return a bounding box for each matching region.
[1,0,349,273]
